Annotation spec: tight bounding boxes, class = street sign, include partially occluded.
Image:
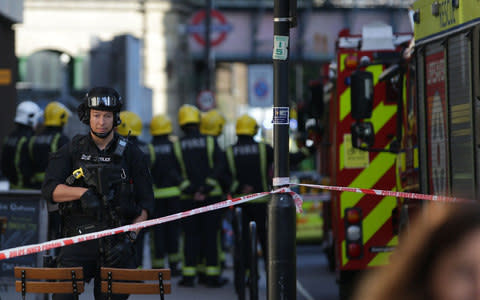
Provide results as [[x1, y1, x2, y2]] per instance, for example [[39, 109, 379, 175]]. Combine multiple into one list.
[[196, 90, 216, 111], [188, 9, 233, 47], [248, 65, 273, 107]]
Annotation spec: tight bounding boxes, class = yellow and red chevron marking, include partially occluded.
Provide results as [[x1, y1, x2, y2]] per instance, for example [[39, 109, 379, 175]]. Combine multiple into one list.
[[333, 50, 400, 271]]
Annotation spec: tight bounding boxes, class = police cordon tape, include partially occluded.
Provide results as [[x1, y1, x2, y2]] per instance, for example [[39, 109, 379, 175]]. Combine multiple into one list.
[[0, 183, 469, 261], [295, 183, 470, 203], [0, 187, 299, 261]]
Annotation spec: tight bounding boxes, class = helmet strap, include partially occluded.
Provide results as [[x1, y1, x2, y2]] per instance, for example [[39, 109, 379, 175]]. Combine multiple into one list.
[[90, 128, 113, 139]]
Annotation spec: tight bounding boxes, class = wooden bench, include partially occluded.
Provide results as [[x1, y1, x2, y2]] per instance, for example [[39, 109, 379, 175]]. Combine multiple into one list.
[[14, 266, 84, 300], [100, 267, 171, 300]]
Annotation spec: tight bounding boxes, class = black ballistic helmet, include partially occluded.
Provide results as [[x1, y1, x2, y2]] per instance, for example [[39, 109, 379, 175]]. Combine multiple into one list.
[[78, 87, 123, 126]]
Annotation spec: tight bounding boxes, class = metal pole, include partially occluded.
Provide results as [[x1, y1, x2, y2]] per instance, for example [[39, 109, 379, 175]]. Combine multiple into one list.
[[205, 0, 212, 91], [268, 0, 296, 298], [234, 207, 245, 300], [249, 221, 258, 300]]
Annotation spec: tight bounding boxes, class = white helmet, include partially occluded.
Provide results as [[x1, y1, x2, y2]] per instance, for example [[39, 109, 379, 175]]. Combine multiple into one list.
[[15, 101, 43, 128]]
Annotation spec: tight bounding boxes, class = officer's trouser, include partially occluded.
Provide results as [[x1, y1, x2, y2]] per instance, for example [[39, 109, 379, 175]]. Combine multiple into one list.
[[241, 202, 268, 270], [181, 196, 222, 279], [152, 196, 181, 267], [52, 237, 137, 300]]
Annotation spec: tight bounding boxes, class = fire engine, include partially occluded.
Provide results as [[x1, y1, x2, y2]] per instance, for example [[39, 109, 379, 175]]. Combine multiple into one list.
[[331, 0, 480, 297], [324, 23, 413, 298], [409, 0, 480, 200]]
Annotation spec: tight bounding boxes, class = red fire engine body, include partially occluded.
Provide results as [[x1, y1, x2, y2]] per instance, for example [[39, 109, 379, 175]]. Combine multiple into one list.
[[325, 23, 413, 296]]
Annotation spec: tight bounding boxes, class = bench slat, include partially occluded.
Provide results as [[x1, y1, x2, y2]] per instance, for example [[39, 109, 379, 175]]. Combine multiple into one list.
[[100, 282, 171, 294], [14, 267, 84, 280], [100, 268, 171, 280], [15, 281, 85, 294]]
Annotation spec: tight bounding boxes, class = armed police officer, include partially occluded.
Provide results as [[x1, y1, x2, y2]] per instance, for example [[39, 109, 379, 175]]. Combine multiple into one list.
[[41, 87, 154, 300]]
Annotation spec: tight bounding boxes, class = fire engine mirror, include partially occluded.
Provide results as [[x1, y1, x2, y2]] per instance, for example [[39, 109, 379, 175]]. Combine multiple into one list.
[[351, 122, 375, 149], [351, 71, 374, 120]]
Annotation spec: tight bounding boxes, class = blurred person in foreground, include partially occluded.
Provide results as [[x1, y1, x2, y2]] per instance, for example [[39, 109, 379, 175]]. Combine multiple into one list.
[[42, 87, 154, 300], [353, 202, 480, 300]]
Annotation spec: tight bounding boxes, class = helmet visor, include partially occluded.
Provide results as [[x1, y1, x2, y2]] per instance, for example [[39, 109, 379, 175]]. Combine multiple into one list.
[[88, 96, 119, 108]]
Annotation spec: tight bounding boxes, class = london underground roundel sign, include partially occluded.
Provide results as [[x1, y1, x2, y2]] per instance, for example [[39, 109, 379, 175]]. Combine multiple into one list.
[[189, 9, 232, 47]]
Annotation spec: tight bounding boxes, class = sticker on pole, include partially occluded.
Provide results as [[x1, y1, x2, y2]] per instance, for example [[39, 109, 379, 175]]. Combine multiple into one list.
[[272, 35, 289, 60], [272, 107, 289, 125]]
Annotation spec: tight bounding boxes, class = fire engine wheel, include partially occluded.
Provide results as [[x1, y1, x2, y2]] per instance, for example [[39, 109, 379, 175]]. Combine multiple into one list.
[[338, 271, 360, 300], [325, 245, 335, 272], [339, 280, 355, 300]]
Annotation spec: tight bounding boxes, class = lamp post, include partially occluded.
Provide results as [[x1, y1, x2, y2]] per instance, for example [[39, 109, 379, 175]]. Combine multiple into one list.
[[268, 0, 297, 298]]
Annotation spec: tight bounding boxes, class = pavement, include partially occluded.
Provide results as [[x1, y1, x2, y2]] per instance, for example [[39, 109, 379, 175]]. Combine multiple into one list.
[[0, 233, 339, 299], [115, 243, 338, 300]]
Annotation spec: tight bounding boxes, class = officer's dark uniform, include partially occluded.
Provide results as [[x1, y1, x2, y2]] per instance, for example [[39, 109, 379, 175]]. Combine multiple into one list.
[[1, 124, 35, 189], [151, 134, 182, 272], [175, 125, 227, 286], [127, 135, 155, 266], [42, 132, 154, 300]]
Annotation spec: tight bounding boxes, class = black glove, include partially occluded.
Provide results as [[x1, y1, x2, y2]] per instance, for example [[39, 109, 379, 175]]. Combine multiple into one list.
[[104, 236, 135, 266], [199, 184, 214, 195], [79, 189, 101, 210], [182, 183, 198, 195]]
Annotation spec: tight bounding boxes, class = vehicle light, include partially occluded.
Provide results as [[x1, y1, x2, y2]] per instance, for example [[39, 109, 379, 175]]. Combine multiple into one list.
[[344, 55, 358, 70], [346, 209, 361, 223], [347, 243, 362, 258], [346, 225, 362, 241]]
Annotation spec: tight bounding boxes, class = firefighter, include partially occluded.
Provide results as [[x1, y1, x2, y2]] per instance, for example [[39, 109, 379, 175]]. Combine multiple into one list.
[[199, 109, 230, 272], [149, 114, 182, 276], [28, 101, 71, 189], [117, 110, 155, 267], [28, 101, 71, 252], [226, 114, 312, 278], [1, 101, 43, 189], [200, 109, 226, 140], [41, 86, 154, 300], [226, 114, 273, 278], [117, 110, 155, 167], [175, 104, 228, 287]]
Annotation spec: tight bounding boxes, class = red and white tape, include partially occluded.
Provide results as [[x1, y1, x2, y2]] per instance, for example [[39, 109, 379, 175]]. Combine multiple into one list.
[[0, 188, 297, 261], [0, 182, 469, 261], [294, 183, 470, 203]]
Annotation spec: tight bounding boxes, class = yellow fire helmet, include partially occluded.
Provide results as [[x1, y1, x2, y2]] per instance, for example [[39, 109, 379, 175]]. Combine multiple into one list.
[[117, 111, 142, 136], [178, 104, 201, 127], [200, 109, 226, 136], [236, 114, 258, 136], [44, 101, 70, 127], [150, 114, 172, 136]]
